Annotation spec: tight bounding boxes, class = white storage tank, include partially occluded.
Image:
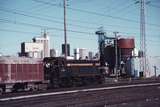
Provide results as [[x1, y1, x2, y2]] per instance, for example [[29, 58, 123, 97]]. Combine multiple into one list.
[[74, 48, 88, 60]]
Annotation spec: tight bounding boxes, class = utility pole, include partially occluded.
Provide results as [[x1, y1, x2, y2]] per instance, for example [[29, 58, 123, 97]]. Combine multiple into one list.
[[113, 32, 119, 80], [64, 0, 67, 59], [140, 0, 147, 77]]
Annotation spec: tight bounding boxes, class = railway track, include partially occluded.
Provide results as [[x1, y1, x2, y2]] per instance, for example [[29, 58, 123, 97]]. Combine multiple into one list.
[[0, 79, 160, 107], [0, 78, 159, 98]]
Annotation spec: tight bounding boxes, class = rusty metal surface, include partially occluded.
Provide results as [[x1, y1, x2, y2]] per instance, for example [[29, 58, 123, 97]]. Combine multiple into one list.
[[121, 48, 133, 57], [118, 38, 135, 49], [0, 56, 42, 64], [0, 56, 44, 84]]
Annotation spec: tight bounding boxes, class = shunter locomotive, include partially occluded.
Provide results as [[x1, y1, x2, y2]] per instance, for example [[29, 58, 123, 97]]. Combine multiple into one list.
[[44, 57, 106, 88]]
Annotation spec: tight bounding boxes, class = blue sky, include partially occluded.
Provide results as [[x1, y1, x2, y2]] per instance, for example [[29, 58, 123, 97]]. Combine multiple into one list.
[[0, 0, 160, 74], [0, 0, 159, 55]]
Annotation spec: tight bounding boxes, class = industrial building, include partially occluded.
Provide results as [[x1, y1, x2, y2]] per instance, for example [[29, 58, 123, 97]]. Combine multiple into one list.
[[20, 42, 43, 58], [32, 32, 50, 58], [19, 31, 50, 58], [103, 38, 135, 77], [95, 29, 136, 77]]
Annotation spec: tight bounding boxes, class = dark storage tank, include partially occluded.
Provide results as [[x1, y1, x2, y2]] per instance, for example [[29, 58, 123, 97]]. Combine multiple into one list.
[[104, 45, 115, 74]]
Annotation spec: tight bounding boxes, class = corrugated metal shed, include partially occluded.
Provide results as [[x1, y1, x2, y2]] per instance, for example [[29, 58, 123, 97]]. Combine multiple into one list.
[[0, 56, 44, 84]]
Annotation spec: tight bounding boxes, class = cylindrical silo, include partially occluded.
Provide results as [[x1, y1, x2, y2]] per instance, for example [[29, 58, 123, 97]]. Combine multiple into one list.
[[118, 38, 135, 61], [118, 38, 135, 77]]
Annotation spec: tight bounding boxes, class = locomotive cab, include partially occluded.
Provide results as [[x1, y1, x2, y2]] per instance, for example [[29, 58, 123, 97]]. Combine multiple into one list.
[[44, 57, 66, 88]]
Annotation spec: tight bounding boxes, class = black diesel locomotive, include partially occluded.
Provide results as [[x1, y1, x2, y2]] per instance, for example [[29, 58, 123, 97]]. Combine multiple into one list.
[[44, 57, 107, 88]]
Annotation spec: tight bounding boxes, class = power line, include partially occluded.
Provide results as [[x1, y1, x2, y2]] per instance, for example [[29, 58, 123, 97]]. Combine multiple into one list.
[[35, 0, 140, 22], [1, 6, 159, 32], [1, 1, 159, 32], [148, 4, 160, 8], [117, 2, 159, 21], [0, 3, 159, 38], [0, 18, 140, 36], [0, 27, 159, 44], [98, 1, 135, 23], [102, 0, 132, 15], [1, 18, 160, 39], [0, 28, 96, 41], [0, 17, 159, 43], [0, 18, 137, 36], [112, 3, 135, 15], [0, 8, 147, 36], [0, 8, 98, 30], [0, 28, 39, 35], [0, 7, 142, 30], [34, 0, 137, 26], [0, 18, 94, 35], [32, 0, 160, 28]]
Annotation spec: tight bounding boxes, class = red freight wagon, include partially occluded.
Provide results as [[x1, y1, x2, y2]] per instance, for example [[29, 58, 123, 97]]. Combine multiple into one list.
[[0, 56, 44, 93]]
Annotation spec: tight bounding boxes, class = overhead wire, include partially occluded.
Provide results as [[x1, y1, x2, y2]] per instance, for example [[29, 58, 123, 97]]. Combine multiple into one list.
[[1, 5, 159, 31], [0, 28, 39, 35], [0, 1, 159, 40], [0, 6, 145, 36], [98, 0, 134, 23], [148, 4, 160, 8], [0, 27, 159, 44], [0, 28, 96, 41], [101, 0, 130, 15], [0, 7, 159, 36], [0, 7, 141, 30], [0, 18, 94, 35], [1, 16, 158, 38], [0, 18, 139, 36], [0, 8, 98, 30], [30, 1, 160, 32], [32, 0, 160, 28]]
